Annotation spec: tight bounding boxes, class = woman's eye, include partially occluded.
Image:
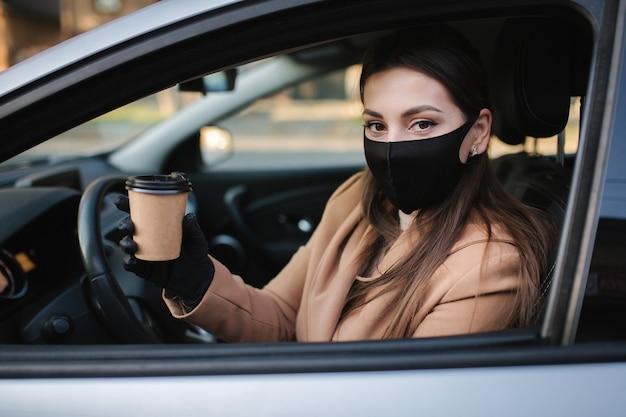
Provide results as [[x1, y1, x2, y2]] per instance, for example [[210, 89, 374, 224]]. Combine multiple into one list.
[[366, 122, 385, 133], [412, 120, 436, 131]]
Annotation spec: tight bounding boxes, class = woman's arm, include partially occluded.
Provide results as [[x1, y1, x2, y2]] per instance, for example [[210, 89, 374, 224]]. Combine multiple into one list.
[[163, 171, 366, 342], [164, 247, 310, 342]]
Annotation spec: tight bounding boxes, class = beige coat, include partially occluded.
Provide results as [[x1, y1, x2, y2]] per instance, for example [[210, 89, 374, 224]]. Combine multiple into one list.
[[164, 172, 523, 342]]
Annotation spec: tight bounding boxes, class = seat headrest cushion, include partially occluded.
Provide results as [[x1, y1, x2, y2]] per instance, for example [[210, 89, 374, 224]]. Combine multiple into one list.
[[492, 18, 572, 144]]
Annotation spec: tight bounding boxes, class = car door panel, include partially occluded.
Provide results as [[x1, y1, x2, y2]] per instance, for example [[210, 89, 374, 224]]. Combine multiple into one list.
[[189, 165, 361, 287]]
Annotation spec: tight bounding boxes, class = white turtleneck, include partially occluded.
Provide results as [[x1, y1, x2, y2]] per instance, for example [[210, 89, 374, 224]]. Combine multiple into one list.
[[398, 210, 416, 231]]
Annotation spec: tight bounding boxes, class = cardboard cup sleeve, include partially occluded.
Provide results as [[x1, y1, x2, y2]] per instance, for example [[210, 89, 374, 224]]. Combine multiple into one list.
[[128, 192, 188, 261], [125, 172, 192, 261]]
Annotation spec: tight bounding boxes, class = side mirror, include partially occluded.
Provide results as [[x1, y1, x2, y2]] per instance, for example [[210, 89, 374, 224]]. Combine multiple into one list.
[[200, 126, 233, 167]]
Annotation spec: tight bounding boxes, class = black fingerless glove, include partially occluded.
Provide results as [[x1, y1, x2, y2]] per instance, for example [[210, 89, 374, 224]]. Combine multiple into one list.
[[115, 195, 214, 310]]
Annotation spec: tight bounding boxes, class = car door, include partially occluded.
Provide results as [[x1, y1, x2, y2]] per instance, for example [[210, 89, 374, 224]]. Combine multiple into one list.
[[574, 21, 626, 343], [0, 0, 625, 416]]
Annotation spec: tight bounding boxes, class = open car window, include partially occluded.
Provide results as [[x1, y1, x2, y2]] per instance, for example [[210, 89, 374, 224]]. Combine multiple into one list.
[[0, 7, 596, 346]]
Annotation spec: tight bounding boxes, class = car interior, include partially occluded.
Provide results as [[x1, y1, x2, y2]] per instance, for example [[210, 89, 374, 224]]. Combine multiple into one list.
[[1, 6, 624, 350]]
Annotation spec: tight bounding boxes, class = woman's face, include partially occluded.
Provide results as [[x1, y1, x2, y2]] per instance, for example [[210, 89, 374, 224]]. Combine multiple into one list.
[[362, 67, 476, 161]]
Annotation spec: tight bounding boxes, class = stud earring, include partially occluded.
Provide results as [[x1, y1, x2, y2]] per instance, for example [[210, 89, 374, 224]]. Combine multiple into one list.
[[471, 147, 478, 157]]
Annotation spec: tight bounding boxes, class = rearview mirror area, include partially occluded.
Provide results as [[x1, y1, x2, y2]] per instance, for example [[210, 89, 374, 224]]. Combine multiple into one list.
[[179, 69, 238, 94]]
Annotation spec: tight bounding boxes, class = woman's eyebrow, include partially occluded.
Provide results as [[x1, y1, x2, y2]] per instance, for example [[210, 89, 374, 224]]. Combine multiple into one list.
[[363, 105, 443, 118], [401, 105, 443, 118], [363, 108, 383, 118]]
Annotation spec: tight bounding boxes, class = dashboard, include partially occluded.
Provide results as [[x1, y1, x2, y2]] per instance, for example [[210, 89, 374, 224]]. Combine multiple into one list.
[[0, 187, 96, 343], [0, 160, 201, 344], [0, 160, 135, 344]]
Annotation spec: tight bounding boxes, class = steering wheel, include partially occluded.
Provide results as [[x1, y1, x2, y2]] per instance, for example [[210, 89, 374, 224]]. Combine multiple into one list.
[[77, 175, 189, 343]]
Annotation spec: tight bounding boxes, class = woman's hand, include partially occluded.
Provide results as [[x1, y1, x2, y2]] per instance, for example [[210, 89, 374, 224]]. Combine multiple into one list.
[[115, 195, 215, 309]]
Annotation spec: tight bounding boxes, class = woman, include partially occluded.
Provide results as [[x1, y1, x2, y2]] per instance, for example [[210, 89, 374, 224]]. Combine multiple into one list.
[[117, 25, 555, 342]]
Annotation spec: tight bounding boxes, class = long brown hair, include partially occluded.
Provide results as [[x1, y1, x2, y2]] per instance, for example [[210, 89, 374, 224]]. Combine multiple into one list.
[[341, 25, 555, 338]]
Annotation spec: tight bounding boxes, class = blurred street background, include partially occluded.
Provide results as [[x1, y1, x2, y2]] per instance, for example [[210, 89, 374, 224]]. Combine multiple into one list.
[[0, 1, 578, 167], [0, 0, 158, 71]]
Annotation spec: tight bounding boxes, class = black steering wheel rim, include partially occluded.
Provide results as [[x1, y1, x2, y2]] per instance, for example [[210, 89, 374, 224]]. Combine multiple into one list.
[[78, 175, 161, 343]]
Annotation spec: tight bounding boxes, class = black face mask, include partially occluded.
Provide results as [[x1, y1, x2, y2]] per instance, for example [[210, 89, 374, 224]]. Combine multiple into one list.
[[364, 114, 478, 214]]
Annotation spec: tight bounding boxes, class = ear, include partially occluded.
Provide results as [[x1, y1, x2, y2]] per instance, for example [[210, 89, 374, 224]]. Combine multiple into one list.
[[460, 108, 492, 163]]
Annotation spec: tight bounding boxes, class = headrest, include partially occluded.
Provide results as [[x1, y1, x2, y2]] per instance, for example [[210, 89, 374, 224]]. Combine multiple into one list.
[[491, 18, 573, 145]]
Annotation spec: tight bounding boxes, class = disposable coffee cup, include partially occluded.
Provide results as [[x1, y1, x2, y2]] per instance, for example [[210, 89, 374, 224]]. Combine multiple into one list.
[[125, 172, 192, 261]]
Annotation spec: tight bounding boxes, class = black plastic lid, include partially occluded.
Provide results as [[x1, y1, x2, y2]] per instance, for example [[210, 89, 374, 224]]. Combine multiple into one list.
[[125, 172, 192, 194]]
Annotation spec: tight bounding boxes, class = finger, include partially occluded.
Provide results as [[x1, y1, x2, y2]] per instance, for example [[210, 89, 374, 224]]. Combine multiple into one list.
[[182, 213, 204, 241], [114, 194, 130, 213], [181, 213, 209, 263], [119, 235, 138, 254], [123, 253, 138, 271], [117, 217, 135, 235]]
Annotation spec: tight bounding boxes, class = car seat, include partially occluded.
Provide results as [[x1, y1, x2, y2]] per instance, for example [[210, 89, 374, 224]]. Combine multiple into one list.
[[490, 17, 585, 321]]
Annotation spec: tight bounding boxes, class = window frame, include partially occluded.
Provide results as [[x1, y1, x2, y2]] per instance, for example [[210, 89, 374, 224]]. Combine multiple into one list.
[[0, 0, 622, 382]]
